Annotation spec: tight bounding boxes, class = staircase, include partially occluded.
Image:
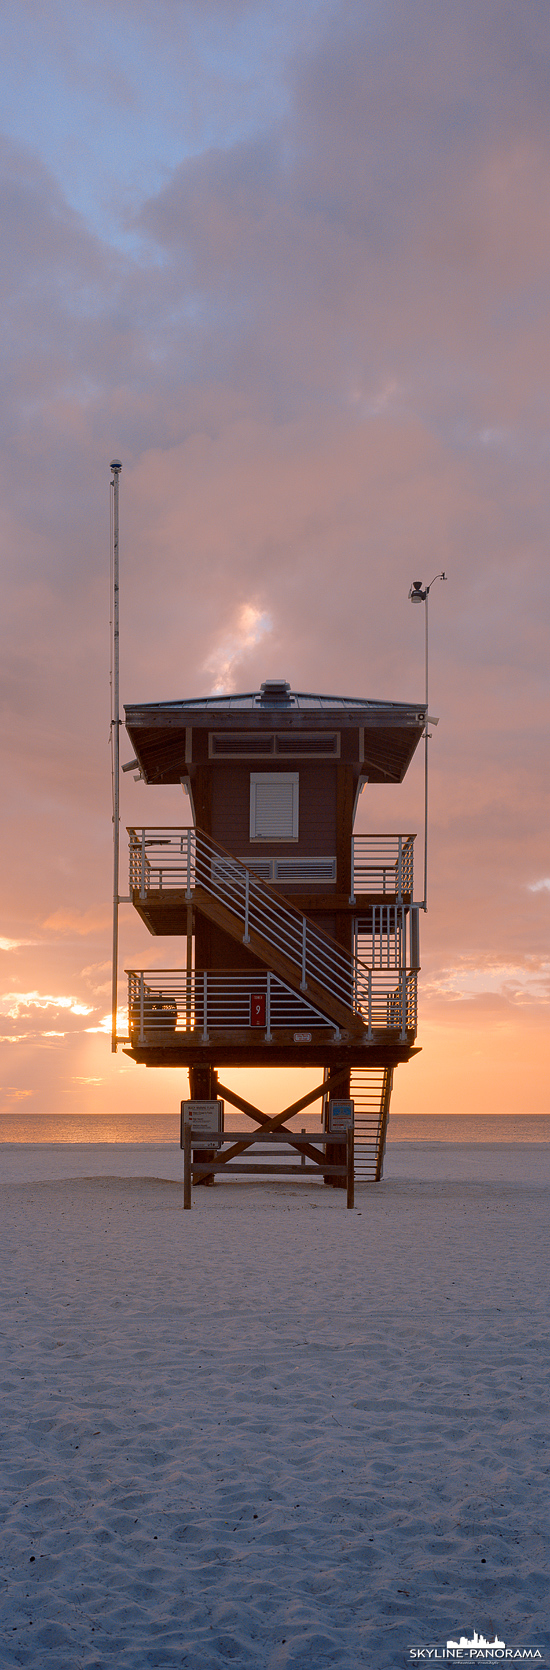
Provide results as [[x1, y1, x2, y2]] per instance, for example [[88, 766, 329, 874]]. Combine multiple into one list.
[[350, 1066, 394, 1180], [131, 826, 370, 1038]]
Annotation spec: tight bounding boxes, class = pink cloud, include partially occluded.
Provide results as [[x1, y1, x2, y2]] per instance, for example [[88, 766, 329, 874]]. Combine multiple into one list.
[[0, 4, 549, 1120]]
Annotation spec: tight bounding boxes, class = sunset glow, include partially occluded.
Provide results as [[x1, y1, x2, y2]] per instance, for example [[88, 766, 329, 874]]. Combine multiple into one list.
[[1, 1, 548, 1129]]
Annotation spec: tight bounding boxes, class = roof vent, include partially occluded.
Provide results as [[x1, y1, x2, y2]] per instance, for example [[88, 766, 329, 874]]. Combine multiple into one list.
[[259, 680, 292, 705]]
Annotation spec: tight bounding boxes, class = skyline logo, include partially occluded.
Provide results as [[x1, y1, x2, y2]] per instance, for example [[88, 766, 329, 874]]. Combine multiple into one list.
[[408, 1628, 544, 1661]]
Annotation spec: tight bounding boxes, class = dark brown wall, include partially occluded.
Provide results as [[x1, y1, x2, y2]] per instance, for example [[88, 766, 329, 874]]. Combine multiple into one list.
[[195, 912, 340, 973], [211, 762, 338, 856]]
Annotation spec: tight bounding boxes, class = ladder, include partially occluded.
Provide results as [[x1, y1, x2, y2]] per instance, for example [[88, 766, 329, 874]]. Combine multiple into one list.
[[350, 1066, 393, 1181]]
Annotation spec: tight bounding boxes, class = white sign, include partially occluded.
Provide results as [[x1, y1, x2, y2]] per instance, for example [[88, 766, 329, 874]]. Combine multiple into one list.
[[329, 1099, 354, 1132], [181, 1099, 224, 1141]]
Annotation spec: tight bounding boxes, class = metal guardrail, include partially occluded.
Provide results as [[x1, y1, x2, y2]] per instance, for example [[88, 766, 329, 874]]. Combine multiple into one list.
[[128, 827, 416, 1024], [353, 904, 419, 972], [126, 966, 417, 1045], [350, 834, 414, 902], [128, 829, 414, 901], [128, 826, 371, 1021]]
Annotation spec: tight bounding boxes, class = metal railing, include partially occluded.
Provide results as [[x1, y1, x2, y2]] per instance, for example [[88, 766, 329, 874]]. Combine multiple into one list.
[[128, 826, 370, 1022], [350, 834, 415, 901], [128, 828, 414, 901], [126, 966, 417, 1045], [127, 967, 336, 1042]]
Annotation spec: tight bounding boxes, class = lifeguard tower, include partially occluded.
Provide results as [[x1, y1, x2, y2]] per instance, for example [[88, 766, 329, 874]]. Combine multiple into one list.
[[120, 678, 424, 1181]]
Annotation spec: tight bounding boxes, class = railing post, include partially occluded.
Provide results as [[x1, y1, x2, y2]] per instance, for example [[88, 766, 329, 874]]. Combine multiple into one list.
[[349, 835, 356, 904], [202, 970, 209, 1042], [243, 868, 250, 944], [399, 969, 407, 1042], [367, 969, 373, 1041], [185, 830, 192, 901], [266, 972, 272, 1041], [140, 829, 146, 900], [139, 972, 145, 1044], [397, 835, 403, 906], [300, 919, 307, 991]]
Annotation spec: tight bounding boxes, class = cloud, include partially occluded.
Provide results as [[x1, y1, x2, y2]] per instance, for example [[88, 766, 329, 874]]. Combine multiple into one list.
[[0, 937, 36, 950], [0, 3, 549, 1125], [43, 908, 111, 937], [85, 1009, 128, 1036], [528, 879, 550, 894], [1, 992, 94, 1019], [0, 1087, 32, 1112], [425, 958, 550, 1004], [202, 601, 272, 691]]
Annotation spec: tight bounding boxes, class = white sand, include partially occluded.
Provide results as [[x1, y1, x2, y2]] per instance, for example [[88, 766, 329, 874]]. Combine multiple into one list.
[[1, 1148, 549, 1669]]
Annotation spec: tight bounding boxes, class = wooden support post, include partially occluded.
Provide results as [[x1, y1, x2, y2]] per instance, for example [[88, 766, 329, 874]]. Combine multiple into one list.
[[216, 1069, 349, 1169], [335, 763, 354, 953], [346, 1125, 354, 1210], [325, 1066, 350, 1188], [189, 1064, 218, 1186], [183, 1117, 191, 1209], [186, 902, 193, 1028]]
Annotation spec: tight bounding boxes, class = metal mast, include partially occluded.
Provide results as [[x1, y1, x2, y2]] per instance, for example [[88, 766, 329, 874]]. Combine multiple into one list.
[[409, 572, 446, 910], [110, 459, 122, 1051]]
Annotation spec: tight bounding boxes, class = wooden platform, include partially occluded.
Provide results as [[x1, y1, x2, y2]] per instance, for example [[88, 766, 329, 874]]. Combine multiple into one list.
[[124, 1039, 419, 1068], [131, 888, 412, 937]]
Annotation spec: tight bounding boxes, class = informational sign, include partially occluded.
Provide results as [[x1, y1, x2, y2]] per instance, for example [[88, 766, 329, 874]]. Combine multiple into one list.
[[293, 1031, 312, 1043], [250, 994, 266, 1026], [180, 1099, 224, 1146], [328, 1099, 354, 1132]]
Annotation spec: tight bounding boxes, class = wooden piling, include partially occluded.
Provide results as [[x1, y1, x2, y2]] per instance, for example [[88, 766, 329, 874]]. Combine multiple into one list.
[[183, 1118, 192, 1209], [346, 1125, 354, 1210]]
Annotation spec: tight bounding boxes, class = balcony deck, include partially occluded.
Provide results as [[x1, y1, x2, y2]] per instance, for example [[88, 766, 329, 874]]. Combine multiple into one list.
[[127, 829, 415, 936], [123, 966, 418, 1068]]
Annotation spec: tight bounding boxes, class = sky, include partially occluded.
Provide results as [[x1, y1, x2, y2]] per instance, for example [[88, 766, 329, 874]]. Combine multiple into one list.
[[1, 0, 549, 1131]]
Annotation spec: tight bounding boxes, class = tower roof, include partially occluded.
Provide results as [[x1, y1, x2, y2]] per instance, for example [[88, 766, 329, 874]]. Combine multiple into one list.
[[124, 683, 426, 784]]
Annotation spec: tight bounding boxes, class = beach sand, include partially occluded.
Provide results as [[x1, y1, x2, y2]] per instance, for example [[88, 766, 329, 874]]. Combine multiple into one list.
[[1, 1149, 549, 1668]]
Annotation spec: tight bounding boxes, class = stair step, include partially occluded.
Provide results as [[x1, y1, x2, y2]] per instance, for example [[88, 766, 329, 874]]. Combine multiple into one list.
[[350, 1066, 393, 1182], [192, 844, 366, 1036]]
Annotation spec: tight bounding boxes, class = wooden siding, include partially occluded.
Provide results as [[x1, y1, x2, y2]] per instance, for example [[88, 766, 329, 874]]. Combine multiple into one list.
[[211, 762, 337, 858]]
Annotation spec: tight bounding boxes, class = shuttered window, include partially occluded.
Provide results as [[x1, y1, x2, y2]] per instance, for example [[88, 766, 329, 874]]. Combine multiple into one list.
[[250, 773, 299, 841]]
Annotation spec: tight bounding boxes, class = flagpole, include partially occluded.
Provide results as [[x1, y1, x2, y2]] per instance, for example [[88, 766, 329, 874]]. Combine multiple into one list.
[[110, 459, 122, 1051]]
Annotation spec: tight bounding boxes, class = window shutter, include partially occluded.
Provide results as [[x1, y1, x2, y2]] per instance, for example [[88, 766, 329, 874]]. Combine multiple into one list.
[[250, 774, 299, 840]]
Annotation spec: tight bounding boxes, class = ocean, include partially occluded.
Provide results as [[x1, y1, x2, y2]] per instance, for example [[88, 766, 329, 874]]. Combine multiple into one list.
[[0, 1111, 549, 1144]]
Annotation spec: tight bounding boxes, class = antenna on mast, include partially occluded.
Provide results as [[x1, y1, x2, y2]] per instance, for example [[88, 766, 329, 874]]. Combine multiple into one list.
[[110, 459, 122, 1052]]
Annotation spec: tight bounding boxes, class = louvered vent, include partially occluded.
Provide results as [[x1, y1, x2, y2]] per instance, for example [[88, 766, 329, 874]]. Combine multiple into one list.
[[275, 733, 339, 756], [274, 858, 336, 883], [239, 857, 336, 884], [210, 733, 275, 756], [209, 731, 340, 758], [237, 858, 273, 881]]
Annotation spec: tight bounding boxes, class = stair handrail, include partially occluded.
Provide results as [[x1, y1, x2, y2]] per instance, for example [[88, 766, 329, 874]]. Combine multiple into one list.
[[129, 824, 373, 1024]]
